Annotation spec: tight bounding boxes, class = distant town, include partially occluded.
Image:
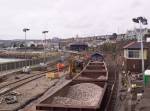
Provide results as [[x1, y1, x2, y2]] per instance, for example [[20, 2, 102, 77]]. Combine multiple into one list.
[[0, 28, 149, 51]]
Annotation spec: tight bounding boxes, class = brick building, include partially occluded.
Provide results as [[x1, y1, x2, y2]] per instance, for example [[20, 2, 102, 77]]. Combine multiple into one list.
[[123, 41, 150, 73]]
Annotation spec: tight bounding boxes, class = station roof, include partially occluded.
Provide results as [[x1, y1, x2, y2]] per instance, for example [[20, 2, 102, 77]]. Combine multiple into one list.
[[123, 41, 150, 49]]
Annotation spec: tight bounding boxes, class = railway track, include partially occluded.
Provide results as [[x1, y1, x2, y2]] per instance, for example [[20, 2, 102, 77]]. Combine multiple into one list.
[[103, 64, 119, 111], [0, 64, 69, 111], [0, 62, 68, 97], [0, 69, 56, 96]]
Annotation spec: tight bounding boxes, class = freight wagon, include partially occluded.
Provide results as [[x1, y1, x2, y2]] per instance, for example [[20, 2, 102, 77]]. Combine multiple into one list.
[[36, 52, 110, 111], [36, 80, 107, 111], [75, 61, 108, 81]]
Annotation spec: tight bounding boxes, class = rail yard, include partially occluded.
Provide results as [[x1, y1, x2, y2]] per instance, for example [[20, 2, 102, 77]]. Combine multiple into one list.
[[0, 40, 146, 111], [0, 50, 120, 111], [0, 0, 150, 110]]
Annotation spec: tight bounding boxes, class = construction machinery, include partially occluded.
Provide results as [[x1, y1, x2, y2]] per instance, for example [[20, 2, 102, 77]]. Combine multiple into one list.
[[39, 62, 47, 71], [22, 66, 31, 74]]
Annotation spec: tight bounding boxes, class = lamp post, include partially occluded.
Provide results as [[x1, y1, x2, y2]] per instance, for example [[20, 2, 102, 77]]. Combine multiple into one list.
[[23, 28, 30, 67], [42, 31, 48, 63], [132, 17, 148, 73]]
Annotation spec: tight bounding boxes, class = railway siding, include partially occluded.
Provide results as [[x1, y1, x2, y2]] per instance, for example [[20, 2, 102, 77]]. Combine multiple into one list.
[[0, 55, 69, 111], [0, 77, 56, 110]]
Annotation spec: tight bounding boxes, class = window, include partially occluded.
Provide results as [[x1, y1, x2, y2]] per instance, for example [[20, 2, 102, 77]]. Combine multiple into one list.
[[128, 50, 140, 58]]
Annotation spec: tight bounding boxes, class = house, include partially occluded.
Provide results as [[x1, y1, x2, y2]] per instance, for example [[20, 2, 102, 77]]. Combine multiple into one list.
[[123, 41, 150, 73], [116, 34, 126, 41], [125, 28, 150, 41]]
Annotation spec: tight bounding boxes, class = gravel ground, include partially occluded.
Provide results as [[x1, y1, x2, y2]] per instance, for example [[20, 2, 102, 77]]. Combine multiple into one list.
[[0, 76, 57, 111], [19, 77, 71, 111], [0, 71, 42, 86]]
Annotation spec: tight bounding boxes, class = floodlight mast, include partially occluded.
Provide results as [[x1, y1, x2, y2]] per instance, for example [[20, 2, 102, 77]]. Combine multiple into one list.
[[42, 31, 48, 64], [132, 17, 148, 73], [23, 28, 30, 67]]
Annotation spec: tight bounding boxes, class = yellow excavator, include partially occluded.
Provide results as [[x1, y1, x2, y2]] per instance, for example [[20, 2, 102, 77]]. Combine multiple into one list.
[[68, 56, 76, 79]]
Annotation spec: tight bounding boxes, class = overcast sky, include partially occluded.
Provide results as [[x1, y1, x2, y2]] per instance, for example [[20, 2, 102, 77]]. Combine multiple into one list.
[[0, 0, 149, 40]]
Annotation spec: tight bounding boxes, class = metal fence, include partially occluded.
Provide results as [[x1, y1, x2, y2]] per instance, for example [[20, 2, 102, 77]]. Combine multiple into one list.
[[0, 55, 60, 72]]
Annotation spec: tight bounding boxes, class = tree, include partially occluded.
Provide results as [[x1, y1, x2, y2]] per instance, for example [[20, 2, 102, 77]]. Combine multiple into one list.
[[13, 43, 17, 47], [101, 42, 117, 53], [112, 33, 117, 39], [30, 44, 35, 48], [20, 43, 25, 48]]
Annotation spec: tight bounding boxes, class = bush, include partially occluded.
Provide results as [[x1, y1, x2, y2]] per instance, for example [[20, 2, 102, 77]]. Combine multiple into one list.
[[101, 43, 117, 53]]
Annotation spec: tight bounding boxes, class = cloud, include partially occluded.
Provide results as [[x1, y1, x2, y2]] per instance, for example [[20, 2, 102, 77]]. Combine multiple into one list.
[[0, 0, 149, 39], [131, 0, 142, 8]]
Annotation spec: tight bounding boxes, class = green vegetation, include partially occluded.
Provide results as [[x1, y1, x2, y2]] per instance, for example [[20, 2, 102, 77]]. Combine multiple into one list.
[[101, 43, 117, 53]]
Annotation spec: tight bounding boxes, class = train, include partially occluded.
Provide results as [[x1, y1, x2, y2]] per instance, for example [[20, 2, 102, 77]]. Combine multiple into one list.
[[36, 52, 112, 111]]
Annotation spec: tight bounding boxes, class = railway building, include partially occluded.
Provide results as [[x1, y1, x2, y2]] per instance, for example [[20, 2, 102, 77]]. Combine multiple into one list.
[[123, 41, 150, 73], [69, 42, 88, 52], [90, 52, 104, 61]]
